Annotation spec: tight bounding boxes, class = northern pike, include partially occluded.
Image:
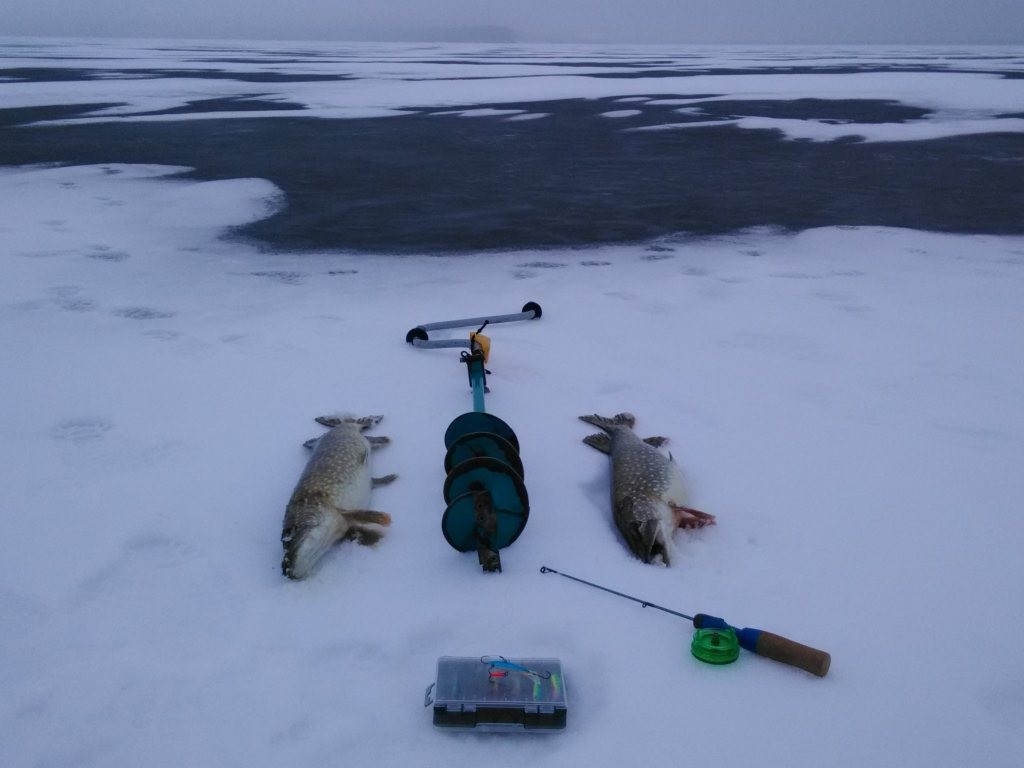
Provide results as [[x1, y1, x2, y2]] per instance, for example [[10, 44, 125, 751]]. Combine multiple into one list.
[[580, 412, 714, 565], [281, 415, 397, 579]]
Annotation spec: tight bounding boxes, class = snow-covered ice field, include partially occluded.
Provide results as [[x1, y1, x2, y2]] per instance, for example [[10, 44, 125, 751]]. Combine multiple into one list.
[[3, 39, 1024, 144], [2, 40, 1024, 767]]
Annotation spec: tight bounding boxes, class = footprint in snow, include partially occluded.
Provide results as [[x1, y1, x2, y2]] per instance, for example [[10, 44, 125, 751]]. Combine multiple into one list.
[[52, 418, 183, 471], [51, 418, 113, 444], [142, 329, 181, 341], [251, 270, 307, 284], [71, 535, 244, 656], [642, 250, 675, 261], [113, 307, 175, 320], [681, 266, 711, 277], [87, 246, 130, 262], [59, 296, 96, 311], [47, 286, 97, 312]]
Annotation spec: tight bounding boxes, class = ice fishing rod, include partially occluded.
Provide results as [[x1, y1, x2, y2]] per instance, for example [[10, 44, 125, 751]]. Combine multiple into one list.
[[540, 566, 831, 677]]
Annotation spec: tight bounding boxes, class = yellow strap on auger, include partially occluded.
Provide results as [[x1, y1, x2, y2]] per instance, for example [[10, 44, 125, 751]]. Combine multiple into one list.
[[469, 331, 491, 363]]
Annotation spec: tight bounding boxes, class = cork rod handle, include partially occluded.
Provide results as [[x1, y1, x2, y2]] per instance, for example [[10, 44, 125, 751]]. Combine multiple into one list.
[[752, 631, 831, 677]]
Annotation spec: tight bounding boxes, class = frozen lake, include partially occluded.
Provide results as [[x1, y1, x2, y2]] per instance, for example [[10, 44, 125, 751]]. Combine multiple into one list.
[[2, 39, 1023, 251], [2, 39, 1023, 768]]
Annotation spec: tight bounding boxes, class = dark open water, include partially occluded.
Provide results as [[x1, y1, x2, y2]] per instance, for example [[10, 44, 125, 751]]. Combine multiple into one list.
[[2, 48, 1023, 253]]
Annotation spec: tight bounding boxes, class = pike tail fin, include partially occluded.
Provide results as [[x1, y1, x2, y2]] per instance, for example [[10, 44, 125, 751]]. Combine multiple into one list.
[[579, 412, 635, 433], [315, 414, 384, 430]]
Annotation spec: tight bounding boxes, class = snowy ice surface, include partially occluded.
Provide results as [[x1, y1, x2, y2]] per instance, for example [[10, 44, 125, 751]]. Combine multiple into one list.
[[2, 156, 1023, 767], [3, 39, 1024, 144], [630, 114, 1024, 142], [600, 110, 643, 118]]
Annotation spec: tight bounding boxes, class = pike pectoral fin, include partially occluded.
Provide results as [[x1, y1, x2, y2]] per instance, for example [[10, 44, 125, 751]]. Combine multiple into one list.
[[372, 473, 398, 487], [343, 526, 386, 546], [643, 436, 669, 447], [583, 433, 611, 454], [367, 436, 390, 449], [340, 509, 392, 527], [302, 437, 320, 450], [669, 503, 716, 529]]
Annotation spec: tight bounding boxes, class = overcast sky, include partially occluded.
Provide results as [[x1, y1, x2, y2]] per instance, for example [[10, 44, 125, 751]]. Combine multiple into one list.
[[4, 0, 1023, 44]]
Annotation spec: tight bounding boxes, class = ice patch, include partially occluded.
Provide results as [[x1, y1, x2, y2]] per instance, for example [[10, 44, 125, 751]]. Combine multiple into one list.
[[437, 107, 526, 118], [505, 112, 549, 121], [630, 119, 739, 131], [734, 115, 1024, 142], [6, 42, 1024, 144]]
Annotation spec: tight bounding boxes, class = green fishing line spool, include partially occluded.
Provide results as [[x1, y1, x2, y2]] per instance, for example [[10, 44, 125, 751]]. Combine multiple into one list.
[[691, 627, 740, 665]]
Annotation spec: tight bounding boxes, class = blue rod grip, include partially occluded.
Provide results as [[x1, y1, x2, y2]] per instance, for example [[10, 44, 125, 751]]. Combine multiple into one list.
[[735, 627, 764, 653]]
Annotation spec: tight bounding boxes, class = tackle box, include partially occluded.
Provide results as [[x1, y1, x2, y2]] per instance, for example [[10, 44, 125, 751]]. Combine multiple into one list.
[[426, 656, 567, 731]]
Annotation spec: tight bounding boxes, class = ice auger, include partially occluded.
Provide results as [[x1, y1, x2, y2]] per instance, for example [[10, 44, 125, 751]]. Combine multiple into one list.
[[406, 302, 542, 572]]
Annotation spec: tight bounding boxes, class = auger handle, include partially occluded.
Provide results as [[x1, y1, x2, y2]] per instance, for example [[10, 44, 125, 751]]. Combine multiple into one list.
[[406, 302, 542, 344], [694, 614, 831, 677]]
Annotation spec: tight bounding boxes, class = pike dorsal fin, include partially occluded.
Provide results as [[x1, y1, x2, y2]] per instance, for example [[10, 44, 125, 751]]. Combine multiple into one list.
[[372, 473, 398, 487]]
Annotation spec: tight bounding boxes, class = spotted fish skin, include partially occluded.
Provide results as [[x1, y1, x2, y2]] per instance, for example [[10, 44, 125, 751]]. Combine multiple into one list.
[[580, 412, 714, 566], [281, 415, 396, 580]]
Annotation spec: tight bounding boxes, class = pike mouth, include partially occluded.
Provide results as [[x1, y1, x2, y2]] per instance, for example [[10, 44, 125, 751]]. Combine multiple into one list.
[[645, 536, 669, 565], [626, 517, 672, 566], [281, 516, 339, 580]]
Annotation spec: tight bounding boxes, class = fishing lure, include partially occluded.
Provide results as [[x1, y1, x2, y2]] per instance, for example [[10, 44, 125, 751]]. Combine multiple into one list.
[[481, 655, 552, 681]]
